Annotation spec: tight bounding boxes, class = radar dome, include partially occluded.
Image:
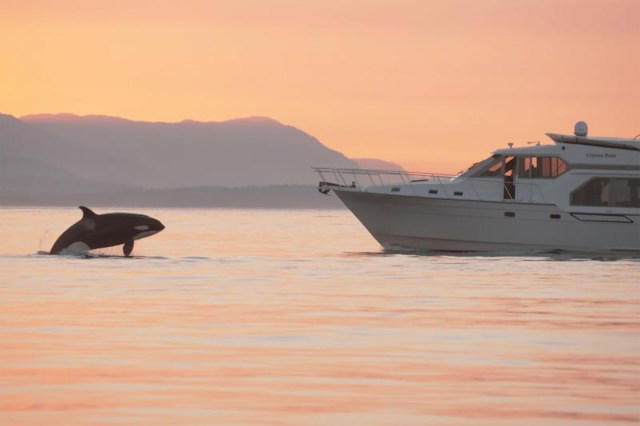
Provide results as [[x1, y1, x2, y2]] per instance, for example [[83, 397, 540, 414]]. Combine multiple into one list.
[[574, 121, 588, 137]]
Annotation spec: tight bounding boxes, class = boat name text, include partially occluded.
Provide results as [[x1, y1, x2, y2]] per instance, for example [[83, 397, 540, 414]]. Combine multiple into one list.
[[586, 153, 616, 158]]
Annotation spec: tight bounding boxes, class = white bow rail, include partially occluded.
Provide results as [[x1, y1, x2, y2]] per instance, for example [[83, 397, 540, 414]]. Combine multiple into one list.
[[313, 167, 455, 193]]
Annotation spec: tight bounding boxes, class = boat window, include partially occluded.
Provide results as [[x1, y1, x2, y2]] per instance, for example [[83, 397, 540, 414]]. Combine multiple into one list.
[[504, 156, 516, 176], [457, 155, 496, 177], [518, 156, 568, 178], [503, 156, 516, 199], [570, 178, 640, 207], [474, 155, 503, 177]]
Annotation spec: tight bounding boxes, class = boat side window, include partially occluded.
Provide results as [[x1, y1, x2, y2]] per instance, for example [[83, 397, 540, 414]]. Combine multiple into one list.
[[519, 157, 532, 177], [475, 155, 503, 177], [504, 156, 516, 176], [570, 178, 640, 207], [518, 156, 568, 178]]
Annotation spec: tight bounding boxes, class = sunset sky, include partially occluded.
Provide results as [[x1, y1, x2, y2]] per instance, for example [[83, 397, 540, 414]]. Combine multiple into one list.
[[2, 0, 639, 172]]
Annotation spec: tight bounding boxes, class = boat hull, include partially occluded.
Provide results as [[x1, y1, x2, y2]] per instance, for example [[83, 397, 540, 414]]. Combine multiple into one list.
[[334, 190, 640, 253]]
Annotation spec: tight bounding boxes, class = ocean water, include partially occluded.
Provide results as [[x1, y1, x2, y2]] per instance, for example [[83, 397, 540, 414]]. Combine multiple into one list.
[[0, 207, 638, 425]]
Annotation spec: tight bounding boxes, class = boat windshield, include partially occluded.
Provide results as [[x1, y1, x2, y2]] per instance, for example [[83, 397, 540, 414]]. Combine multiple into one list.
[[458, 155, 499, 177]]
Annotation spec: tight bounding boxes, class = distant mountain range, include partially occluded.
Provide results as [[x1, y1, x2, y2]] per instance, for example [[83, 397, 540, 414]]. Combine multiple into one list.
[[0, 113, 402, 207]]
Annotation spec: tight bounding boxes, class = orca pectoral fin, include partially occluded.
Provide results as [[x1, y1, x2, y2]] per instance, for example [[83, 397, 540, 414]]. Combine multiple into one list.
[[123, 240, 134, 257]]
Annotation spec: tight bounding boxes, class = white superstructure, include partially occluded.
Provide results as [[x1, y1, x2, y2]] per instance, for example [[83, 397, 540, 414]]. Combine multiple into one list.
[[315, 122, 640, 253]]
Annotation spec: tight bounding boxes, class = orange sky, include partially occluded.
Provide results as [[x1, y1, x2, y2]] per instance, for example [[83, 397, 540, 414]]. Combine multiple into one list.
[[1, 0, 639, 172]]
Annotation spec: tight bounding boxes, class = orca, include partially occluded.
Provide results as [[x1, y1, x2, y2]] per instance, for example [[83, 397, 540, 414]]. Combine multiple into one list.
[[50, 206, 165, 256]]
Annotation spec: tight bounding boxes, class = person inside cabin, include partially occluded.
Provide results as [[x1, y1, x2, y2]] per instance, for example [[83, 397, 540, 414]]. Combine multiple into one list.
[[529, 157, 539, 178]]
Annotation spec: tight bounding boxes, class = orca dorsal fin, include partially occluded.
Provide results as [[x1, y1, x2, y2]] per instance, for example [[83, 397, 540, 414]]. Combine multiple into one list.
[[79, 206, 97, 219]]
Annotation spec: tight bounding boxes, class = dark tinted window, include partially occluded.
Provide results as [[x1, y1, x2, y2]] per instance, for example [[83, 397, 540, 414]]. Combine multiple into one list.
[[570, 178, 640, 207]]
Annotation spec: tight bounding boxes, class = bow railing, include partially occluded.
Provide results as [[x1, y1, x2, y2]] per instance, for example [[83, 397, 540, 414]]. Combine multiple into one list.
[[314, 167, 455, 193]]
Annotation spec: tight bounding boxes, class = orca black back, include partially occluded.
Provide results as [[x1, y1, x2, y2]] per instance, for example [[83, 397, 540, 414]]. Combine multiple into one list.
[[50, 206, 165, 256]]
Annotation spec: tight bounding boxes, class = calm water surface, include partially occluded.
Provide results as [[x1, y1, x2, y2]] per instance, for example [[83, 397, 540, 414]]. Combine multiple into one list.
[[0, 207, 638, 425]]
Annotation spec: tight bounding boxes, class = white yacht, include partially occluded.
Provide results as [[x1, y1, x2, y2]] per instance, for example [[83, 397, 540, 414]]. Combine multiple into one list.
[[315, 122, 640, 253]]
